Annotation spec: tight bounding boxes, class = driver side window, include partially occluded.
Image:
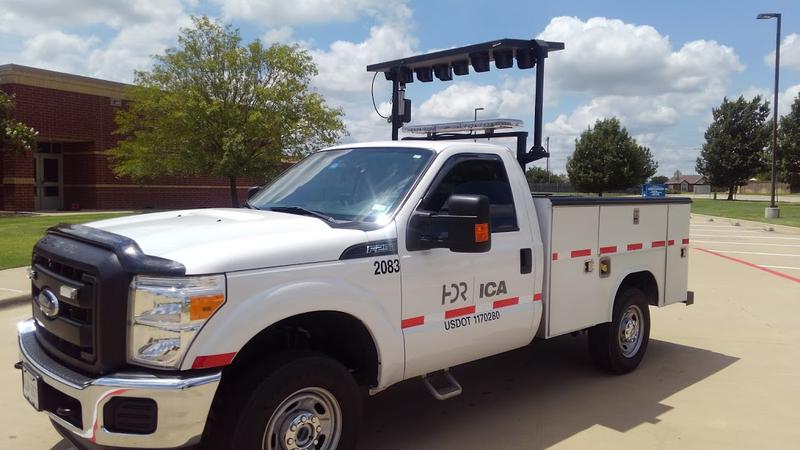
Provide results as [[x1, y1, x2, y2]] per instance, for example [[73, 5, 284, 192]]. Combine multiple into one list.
[[421, 155, 518, 233]]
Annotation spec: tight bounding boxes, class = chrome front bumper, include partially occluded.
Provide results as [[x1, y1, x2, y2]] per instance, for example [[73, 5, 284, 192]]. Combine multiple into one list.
[[17, 320, 220, 448]]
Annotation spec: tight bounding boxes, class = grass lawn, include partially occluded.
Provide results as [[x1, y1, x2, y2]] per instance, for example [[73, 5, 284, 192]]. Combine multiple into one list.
[[691, 199, 800, 228], [0, 213, 134, 269]]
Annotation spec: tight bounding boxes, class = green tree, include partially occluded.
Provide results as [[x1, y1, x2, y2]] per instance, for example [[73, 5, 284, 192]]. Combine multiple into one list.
[[566, 118, 657, 195], [696, 96, 770, 200], [650, 175, 669, 185], [525, 166, 568, 184], [779, 93, 800, 191], [109, 16, 346, 206], [1, 91, 38, 153]]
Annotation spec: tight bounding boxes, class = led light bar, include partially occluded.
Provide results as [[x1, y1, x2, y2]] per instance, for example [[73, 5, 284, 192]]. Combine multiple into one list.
[[404, 118, 524, 135]]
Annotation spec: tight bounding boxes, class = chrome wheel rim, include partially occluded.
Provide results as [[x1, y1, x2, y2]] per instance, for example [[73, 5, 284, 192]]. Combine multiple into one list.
[[618, 304, 643, 358], [262, 387, 342, 450]]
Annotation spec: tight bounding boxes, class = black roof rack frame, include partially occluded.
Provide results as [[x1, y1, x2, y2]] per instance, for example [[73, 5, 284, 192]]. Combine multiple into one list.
[[366, 38, 564, 168]]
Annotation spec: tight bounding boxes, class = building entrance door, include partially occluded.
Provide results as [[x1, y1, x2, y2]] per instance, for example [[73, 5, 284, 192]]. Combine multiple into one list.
[[34, 153, 63, 210]]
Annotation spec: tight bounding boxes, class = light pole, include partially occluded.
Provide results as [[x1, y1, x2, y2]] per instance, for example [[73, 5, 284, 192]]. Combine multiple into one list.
[[473, 107, 484, 142], [758, 12, 781, 219], [545, 136, 550, 183]]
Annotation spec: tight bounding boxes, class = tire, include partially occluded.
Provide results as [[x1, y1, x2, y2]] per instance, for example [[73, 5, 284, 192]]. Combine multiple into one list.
[[203, 352, 362, 450], [588, 286, 651, 374]]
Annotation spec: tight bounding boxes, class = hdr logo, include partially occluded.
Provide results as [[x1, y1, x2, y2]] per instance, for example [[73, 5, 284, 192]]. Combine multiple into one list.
[[441, 282, 468, 305]]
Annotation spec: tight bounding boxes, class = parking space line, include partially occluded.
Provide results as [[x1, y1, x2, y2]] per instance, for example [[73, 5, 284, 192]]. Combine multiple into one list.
[[691, 240, 800, 248], [697, 249, 800, 257], [760, 265, 800, 271], [695, 248, 800, 283], [690, 234, 800, 241], [690, 228, 766, 233]]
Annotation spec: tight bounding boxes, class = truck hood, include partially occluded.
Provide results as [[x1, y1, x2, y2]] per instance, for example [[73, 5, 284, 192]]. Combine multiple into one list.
[[87, 209, 368, 273]]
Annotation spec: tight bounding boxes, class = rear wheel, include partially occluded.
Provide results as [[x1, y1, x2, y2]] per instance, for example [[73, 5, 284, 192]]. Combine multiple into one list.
[[203, 352, 362, 450], [588, 287, 650, 374]]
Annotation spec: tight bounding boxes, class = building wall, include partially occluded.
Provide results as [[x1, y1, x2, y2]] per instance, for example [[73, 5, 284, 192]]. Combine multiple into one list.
[[1, 81, 266, 211], [738, 181, 791, 195]]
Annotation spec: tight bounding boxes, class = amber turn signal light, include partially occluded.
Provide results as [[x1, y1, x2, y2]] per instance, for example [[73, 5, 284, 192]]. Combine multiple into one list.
[[189, 294, 225, 321], [474, 223, 489, 243]]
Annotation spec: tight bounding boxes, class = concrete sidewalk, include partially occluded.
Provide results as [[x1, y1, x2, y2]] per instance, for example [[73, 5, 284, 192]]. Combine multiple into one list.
[[0, 267, 29, 308]]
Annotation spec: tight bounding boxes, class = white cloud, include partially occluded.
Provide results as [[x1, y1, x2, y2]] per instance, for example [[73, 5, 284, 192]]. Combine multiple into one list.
[[262, 26, 295, 44], [21, 31, 100, 71], [4, 1, 190, 82], [741, 83, 800, 118], [216, 0, 389, 26], [414, 77, 536, 124], [302, 4, 416, 143], [0, 0, 184, 35], [535, 16, 745, 175], [309, 8, 415, 95], [765, 33, 800, 71], [539, 16, 743, 96]]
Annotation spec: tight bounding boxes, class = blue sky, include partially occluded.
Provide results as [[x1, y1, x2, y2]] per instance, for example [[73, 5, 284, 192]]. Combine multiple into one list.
[[1, 0, 799, 176]]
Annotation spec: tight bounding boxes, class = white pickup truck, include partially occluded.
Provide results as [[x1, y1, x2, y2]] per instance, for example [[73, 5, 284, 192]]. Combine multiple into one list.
[[17, 139, 692, 450], [16, 38, 693, 450]]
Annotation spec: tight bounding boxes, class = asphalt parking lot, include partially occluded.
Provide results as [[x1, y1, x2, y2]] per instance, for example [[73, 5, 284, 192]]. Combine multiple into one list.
[[1, 214, 798, 449]]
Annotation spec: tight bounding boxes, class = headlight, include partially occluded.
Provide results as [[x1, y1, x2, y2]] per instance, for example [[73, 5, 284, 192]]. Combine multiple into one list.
[[128, 274, 225, 369]]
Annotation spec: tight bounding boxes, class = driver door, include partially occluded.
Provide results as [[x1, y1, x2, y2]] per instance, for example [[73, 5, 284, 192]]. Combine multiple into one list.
[[399, 153, 537, 378]]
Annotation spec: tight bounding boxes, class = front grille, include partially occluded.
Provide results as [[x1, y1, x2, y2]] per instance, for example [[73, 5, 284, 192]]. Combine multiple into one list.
[[31, 252, 97, 366], [29, 224, 183, 375]]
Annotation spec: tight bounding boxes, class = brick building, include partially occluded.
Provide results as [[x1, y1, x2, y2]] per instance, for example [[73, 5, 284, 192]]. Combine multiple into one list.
[[1, 64, 263, 211]]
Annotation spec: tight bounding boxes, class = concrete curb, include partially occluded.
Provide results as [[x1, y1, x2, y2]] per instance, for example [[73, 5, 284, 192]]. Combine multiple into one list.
[[691, 213, 800, 235]]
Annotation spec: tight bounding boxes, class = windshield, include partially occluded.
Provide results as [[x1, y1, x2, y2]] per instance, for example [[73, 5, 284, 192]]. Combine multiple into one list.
[[249, 147, 434, 223]]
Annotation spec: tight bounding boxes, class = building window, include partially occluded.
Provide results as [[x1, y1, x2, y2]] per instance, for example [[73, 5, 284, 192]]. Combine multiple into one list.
[[36, 142, 63, 154]]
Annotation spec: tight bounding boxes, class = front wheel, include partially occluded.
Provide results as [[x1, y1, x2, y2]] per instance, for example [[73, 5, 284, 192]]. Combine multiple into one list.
[[204, 353, 362, 450], [588, 287, 651, 374]]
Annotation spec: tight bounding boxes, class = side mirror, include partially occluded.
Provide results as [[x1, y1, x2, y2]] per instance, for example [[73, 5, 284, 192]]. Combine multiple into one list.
[[247, 186, 261, 199], [407, 194, 491, 253]]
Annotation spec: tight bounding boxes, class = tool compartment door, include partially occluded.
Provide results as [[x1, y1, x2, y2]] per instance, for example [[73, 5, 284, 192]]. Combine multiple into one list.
[[597, 203, 668, 316], [664, 203, 690, 305], [547, 205, 600, 336]]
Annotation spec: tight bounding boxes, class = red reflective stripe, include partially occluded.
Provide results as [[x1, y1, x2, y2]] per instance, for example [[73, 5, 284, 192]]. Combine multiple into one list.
[[493, 297, 519, 309], [652, 240, 666, 248], [627, 243, 643, 251], [599, 246, 617, 255], [90, 388, 130, 443], [552, 252, 559, 261], [668, 239, 675, 246], [192, 352, 236, 369], [401, 316, 425, 329], [445, 305, 476, 319], [682, 238, 690, 245], [533, 292, 542, 301], [571, 249, 591, 258]]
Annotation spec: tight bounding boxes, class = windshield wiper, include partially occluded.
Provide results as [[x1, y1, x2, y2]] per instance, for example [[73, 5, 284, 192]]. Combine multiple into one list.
[[268, 206, 337, 223], [242, 201, 258, 209]]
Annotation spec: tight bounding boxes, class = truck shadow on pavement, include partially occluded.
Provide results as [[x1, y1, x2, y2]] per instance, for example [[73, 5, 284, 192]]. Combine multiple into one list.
[[358, 335, 738, 450]]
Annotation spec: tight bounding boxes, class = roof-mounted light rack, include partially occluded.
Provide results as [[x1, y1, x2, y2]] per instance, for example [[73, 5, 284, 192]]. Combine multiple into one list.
[[405, 118, 523, 135], [367, 38, 564, 168]]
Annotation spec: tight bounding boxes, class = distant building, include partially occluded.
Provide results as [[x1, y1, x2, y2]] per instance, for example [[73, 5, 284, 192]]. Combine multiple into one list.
[[665, 174, 710, 194], [1, 64, 266, 211]]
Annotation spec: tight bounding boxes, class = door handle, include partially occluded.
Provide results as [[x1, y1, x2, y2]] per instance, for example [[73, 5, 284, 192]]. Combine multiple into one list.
[[520, 248, 532, 274]]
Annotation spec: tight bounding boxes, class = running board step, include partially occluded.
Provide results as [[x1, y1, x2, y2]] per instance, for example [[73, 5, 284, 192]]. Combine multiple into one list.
[[422, 369, 462, 400]]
